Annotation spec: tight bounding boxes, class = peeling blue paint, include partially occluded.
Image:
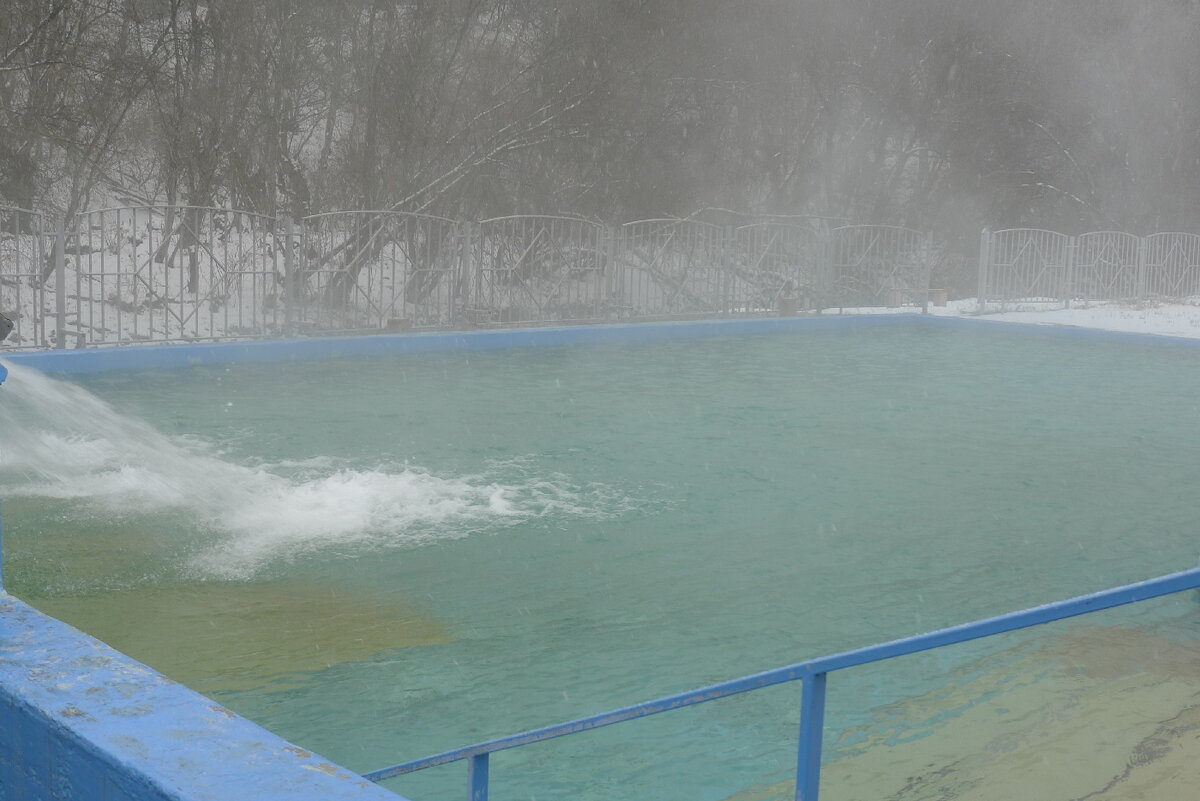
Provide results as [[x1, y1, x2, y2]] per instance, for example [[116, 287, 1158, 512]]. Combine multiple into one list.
[[0, 593, 410, 801]]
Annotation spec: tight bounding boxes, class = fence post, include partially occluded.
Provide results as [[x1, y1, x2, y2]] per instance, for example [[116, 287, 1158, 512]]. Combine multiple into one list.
[[605, 224, 618, 319], [31, 213, 45, 346], [459, 221, 475, 324], [1136, 235, 1148, 302], [720, 225, 733, 316], [54, 225, 67, 349], [795, 671, 827, 801], [1063, 235, 1076, 310], [283, 217, 297, 335], [921, 232, 933, 314], [467, 753, 489, 801], [976, 229, 990, 313], [817, 226, 833, 315]]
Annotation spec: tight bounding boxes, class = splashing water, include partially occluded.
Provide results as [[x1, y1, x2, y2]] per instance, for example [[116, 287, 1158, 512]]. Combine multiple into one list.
[[0, 361, 609, 578]]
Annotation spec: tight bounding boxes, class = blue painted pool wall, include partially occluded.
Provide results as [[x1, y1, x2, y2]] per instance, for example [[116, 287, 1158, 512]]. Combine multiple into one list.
[[8, 313, 1200, 376], [0, 593, 410, 801], [2, 314, 910, 374]]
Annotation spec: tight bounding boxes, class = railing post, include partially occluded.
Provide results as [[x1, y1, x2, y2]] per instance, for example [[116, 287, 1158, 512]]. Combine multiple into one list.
[[31, 212, 44, 345], [283, 216, 297, 335], [54, 225, 67, 349], [795, 671, 827, 801], [722, 225, 735, 316], [616, 224, 631, 316], [468, 753, 489, 801], [605, 224, 618, 319], [820, 226, 837, 315], [1064, 234, 1076, 310], [459, 221, 476, 323], [976, 228, 990, 313], [1136, 235, 1148, 303], [921, 231, 933, 314]]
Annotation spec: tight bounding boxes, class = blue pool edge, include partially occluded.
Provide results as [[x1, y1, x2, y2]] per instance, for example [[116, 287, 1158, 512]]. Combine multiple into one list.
[[0, 314, 907, 373], [0, 592, 410, 801], [8, 313, 1200, 377]]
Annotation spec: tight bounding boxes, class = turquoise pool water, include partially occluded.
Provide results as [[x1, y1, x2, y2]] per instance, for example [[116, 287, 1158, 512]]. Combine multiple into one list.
[[3, 326, 1200, 800]]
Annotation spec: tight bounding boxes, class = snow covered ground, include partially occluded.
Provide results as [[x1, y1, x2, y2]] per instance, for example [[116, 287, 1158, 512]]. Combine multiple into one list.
[[836, 298, 1200, 340], [943, 299, 1200, 338]]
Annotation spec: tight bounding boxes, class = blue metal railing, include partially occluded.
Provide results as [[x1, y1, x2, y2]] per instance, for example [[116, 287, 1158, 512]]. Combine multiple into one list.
[[364, 566, 1200, 801]]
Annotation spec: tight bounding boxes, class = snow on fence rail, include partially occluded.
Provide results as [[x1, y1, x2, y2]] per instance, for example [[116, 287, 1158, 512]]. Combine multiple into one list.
[[1, 206, 943, 349], [978, 228, 1200, 309]]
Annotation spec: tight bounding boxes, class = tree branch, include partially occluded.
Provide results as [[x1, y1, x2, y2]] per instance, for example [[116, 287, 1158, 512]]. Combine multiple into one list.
[[0, 0, 72, 68]]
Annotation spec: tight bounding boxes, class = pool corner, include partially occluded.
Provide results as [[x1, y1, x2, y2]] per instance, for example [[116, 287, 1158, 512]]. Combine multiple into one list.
[[0, 592, 410, 801]]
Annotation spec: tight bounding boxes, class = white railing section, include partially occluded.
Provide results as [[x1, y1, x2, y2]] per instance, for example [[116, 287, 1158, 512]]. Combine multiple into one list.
[[978, 228, 1200, 309], [0, 207, 944, 349]]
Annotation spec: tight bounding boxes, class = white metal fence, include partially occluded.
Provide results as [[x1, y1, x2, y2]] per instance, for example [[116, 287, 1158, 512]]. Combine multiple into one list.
[[978, 228, 1200, 308], [0, 207, 49, 348], [297, 211, 465, 332], [62, 206, 285, 345], [0, 205, 946, 349], [829, 225, 933, 312], [469, 216, 610, 325]]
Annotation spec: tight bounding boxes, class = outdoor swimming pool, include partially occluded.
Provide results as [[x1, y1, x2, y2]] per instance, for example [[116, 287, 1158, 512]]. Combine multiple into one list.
[[3, 323, 1200, 801]]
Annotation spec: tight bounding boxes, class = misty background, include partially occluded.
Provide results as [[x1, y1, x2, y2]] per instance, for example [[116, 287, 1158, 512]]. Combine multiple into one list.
[[3, 0, 1200, 256]]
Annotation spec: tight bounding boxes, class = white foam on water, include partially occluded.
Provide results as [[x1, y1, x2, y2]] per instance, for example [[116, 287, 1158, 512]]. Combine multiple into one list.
[[0, 361, 617, 579]]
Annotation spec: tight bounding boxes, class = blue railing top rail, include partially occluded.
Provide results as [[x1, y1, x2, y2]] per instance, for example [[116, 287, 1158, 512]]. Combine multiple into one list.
[[365, 565, 1200, 792]]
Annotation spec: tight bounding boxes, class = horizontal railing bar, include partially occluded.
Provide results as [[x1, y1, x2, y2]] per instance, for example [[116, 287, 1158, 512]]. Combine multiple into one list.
[[363, 665, 813, 781], [364, 566, 1200, 783], [302, 210, 460, 224], [804, 565, 1200, 674]]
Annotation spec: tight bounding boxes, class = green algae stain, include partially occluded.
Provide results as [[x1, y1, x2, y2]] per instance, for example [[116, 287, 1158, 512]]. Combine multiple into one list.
[[29, 581, 452, 694]]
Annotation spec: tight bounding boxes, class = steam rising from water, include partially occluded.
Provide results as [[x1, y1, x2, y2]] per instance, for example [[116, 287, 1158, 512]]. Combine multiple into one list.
[[0, 361, 616, 579]]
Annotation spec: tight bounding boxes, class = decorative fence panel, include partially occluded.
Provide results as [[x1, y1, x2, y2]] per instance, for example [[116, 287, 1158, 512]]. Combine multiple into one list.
[[979, 228, 1073, 306], [979, 229, 1200, 309], [1141, 233, 1200, 300], [298, 212, 463, 332], [1072, 231, 1141, 301], [0, 207, 49, 349], [828, 225, 932, 310], [63, 207, 282, 346], [615, 220, 728, 317], [732, 222, 825, 313], [465, 216, 608, 325]]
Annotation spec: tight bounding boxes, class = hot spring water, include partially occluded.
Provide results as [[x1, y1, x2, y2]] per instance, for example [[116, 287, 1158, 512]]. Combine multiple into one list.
[[3, 328, 1200, 801]]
